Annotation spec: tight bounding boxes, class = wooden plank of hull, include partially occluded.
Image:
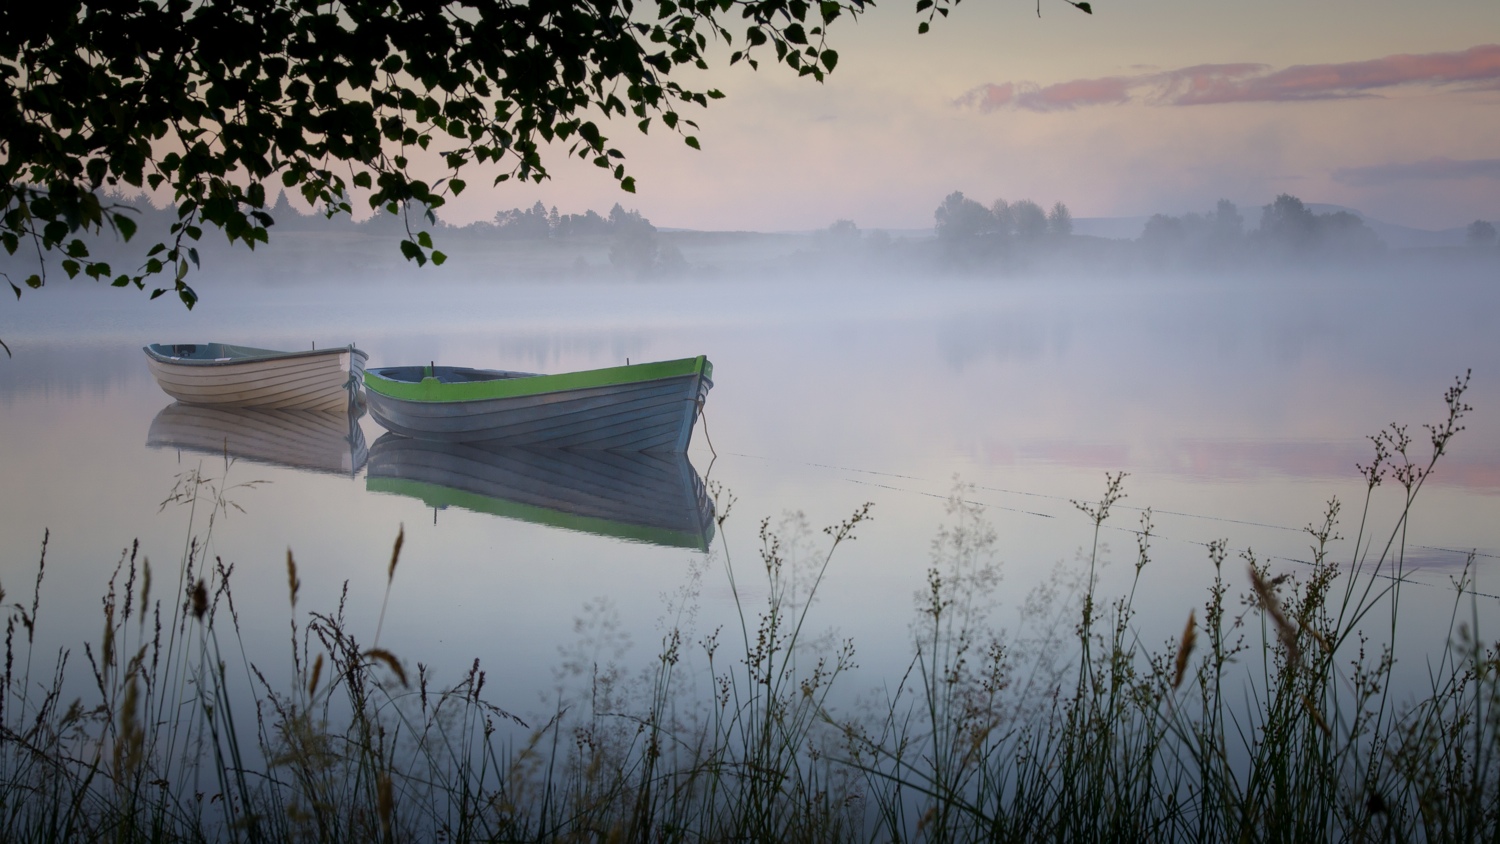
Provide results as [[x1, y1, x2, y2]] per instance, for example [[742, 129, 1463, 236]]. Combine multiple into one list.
[[394, 390, 688, 443], [146, 349, 363, 410], [366, 434, 715, 548], [146, 403, 368, 476], [365, 373, 707, 450], [148, 369, 352, 410], [148, 361, 351, 391]]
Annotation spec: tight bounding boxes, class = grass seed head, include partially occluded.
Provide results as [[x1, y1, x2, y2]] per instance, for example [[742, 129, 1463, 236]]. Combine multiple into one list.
[[365, 648, 408, 687], [140, 559, 151, 621], [388, 525, 404, 584], [378, 772, 394, 836], [308, 653, 324, 697], [1173, 610, 1197, 690], [286, 549, 300, 609], [190, 579, 208, 620], [1249, 564, 1300, 665]]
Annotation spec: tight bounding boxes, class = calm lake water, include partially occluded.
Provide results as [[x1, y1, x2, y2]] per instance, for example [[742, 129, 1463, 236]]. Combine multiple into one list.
[[2, 270, 1498, 718]]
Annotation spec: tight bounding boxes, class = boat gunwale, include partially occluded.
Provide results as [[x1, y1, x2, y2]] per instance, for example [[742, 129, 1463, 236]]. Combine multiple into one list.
[[363, 355, 712, 404], [143, 343, 368, 368]]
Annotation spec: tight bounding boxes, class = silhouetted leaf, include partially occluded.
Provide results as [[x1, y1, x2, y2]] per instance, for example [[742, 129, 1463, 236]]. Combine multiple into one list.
[[399, 239, 427, 267], [113, 215, 138, 242]]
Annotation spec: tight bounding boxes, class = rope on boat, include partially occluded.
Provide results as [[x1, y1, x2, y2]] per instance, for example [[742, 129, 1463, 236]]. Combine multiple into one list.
[[696, 399, 717, 461]]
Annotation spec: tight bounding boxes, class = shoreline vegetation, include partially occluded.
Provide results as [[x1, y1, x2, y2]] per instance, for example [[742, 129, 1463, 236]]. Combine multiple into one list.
[[2, 374, 1497, 842], [5, 191, 1497, 291]]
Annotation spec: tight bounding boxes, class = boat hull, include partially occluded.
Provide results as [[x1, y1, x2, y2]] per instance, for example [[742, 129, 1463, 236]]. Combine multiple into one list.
[[144, 343, 367, 411], [366, 434, 715, 549], [363, 357, 712, 451]]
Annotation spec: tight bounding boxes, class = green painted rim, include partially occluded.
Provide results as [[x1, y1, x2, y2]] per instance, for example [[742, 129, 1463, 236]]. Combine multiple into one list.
[[364, 355, 712, 403], [367, 477, 712, 550]]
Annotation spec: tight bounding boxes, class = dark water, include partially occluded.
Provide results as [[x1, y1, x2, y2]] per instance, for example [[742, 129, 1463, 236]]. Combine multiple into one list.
[[2, 273, 1497, 715]]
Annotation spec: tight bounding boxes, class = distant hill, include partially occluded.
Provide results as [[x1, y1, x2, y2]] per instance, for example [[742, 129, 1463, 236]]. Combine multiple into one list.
[[1302, 204, 1467, 250]]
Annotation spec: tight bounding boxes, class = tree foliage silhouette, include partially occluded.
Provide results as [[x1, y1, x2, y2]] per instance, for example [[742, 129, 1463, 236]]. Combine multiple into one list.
[[1, 0, 1090, 308]]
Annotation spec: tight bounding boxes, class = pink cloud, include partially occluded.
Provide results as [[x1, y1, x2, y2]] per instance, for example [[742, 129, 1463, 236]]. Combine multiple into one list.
[[1170, 44, 1500, 104], [1015, 77, 1133, 111], [961, 44, 1500, 111], [960, 78, 1130, 112], [958, 82, 1016, 111], [1144, 63, 1270, 105]]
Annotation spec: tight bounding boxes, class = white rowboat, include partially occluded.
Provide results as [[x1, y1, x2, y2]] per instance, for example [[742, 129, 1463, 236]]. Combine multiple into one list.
[[143, 342, 367, 411]]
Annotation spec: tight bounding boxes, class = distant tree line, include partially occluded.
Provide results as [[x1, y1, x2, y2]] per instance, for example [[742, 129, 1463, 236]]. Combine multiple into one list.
[[472, 201, 684, 277], [1137, 199, 1245, 266], [921, 190, 1408, 271], [473, 201, 646, 241], [1135, 194, 1381, 268], [809, 218, 892, 255], [931, 192, 1074, 263], [0, 190, 689, 280], [17, 187, 1489, 287]]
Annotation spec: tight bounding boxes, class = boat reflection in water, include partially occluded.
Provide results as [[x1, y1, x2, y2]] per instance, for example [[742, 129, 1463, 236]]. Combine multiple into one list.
[[365, 434, 716, 551], [146, 402, 369, 477]]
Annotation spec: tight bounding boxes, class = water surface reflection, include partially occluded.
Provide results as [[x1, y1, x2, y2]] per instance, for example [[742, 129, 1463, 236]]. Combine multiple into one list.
[[1, 275, 1496, 721], [366, 434, 716, 550], [147, 402, 369, 476]]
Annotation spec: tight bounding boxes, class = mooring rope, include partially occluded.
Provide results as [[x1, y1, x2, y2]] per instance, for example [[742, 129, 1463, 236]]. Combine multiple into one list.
[[715, 450, 1500, 602]]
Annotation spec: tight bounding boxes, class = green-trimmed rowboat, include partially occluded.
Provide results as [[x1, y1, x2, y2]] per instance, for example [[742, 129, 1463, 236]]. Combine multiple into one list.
[[362, 356, 713, 451], [365, 434, 716, 550]]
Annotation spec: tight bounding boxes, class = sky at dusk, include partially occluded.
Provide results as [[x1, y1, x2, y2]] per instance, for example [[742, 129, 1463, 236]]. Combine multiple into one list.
[[435, 0, 1500, 233]]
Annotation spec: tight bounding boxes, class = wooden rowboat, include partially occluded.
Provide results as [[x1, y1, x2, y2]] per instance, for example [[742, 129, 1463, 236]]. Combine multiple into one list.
[[143, 343, 368, 411], [146, 402, 369, 477], [362, 356, 712, 451], [366, 434, 716, 550]]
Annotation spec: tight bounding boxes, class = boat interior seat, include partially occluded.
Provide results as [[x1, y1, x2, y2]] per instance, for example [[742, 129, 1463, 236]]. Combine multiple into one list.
[[378, 366, 530, 384]]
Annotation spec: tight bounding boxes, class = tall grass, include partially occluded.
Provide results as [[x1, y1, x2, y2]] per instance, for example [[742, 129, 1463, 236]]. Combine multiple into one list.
[[2, 373, 1496, 842]]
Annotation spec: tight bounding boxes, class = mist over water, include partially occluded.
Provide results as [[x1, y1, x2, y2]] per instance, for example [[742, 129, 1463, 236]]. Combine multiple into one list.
[[1, 265, 1497, 723]]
